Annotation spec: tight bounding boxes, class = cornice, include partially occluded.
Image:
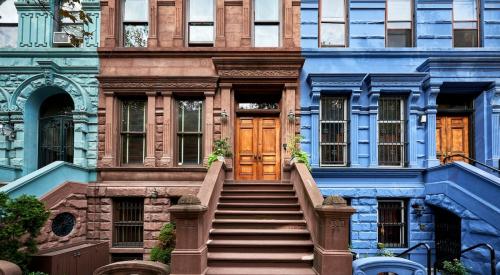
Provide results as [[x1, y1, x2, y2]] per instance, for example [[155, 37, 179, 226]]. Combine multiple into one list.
[[97, 47, 302, 58], [302, 48, 500, 58], [98, 76, 219, 90], [312, 168, 425, 179], [417, 57, 500, 72]]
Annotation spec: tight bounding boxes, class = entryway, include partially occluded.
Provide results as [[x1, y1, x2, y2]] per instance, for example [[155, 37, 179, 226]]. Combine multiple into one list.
[[434, 207, 461, 269], [235, 117, 281, 180]]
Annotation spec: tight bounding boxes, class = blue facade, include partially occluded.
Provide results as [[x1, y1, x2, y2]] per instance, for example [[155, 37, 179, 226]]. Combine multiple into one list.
[[0, 0, 99, 189], [300, 0, 500, 274]]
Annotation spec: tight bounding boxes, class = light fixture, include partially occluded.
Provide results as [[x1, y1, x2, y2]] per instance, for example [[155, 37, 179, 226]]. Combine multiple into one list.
[[0, 123, 15, 140], [282, 143, 287, 151], [151, 188, 158, 200], [288, 110, 295, 122], [221, 109, 228, 123], [419, 114, 427, 124]]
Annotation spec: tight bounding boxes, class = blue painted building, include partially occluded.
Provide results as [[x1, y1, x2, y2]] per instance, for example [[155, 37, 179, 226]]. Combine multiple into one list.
[[300, 0, 500, 273], [0, 0, 99, 195]]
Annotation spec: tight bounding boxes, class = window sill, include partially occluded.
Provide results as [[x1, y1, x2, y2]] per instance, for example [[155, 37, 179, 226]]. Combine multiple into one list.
[[110, 247, 145, 254]]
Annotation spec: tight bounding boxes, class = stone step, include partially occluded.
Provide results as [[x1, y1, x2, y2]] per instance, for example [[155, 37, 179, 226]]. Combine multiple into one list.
[[215, 210, 304, 220], [209, 228, 311, 241], [207, 239, 314, 253], [221, 190, 297, 197], [223, 183, 294, 191], [217, 202, 301, 211], [212, 219, 307, 230], [207, 252, 314, 268], [219, 195, 298, 204], [206, 267, 317, 275]]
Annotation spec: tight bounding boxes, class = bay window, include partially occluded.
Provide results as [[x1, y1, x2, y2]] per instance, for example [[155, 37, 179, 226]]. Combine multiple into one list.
[[320, 0, 348, 47], [453, 0, 480, 47], [177, 100, 203, 165], [386, 0, 413, 47], [254, 0, 280, 47], [188, 0, 215, 46], [122, 0, 148, 47]]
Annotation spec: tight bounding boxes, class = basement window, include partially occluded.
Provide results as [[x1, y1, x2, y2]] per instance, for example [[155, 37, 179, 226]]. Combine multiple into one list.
[[113, 198, 144, 247], [377, 199, 408, 248]]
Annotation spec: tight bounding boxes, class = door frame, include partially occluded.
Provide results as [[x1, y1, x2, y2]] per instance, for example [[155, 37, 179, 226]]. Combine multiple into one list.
[[234, 112, 282, 181]]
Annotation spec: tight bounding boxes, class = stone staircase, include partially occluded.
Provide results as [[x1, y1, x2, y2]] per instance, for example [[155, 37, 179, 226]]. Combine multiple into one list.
[[205, 180, 316, 275]]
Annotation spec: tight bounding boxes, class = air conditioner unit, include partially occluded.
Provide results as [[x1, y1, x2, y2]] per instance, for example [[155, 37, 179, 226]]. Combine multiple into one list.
[[53, 32, 72, 46]]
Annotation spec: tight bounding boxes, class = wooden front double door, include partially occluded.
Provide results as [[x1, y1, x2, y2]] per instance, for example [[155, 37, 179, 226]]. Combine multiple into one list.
[[235, 117, 281, 180], [436, 115, 470, 163]]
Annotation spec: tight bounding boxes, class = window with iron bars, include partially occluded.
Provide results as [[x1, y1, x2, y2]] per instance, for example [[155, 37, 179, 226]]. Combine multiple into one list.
[[377, 199, 408, 248], [378, 97, 406, 166], [113, 198, 144, 247], [320, 96, 348, 166]]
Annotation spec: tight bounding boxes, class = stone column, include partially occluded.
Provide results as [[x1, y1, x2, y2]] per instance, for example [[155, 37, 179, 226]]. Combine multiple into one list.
[[310, 88, 320, 168], [104, 0, 117, 47], [350, 89, 362, 167], [215, 0, 226, 47], [241, 0, 251, 46], [491, 85, 500, 168], [170, 202, 208, 275], [368, 90, 380, 167], [173, 0, 184, 47], [408, 88, 421, 167], [101, 92, 115, 167], [160, 92, 173, 167], [425, 85, 440, 168], [144, 92, 156, 167], [204, 92, 215, 166], [0, 114, 10, 166], [9, 112, 23, 169], [73, 112, 89, 167], [220, 84, 232, 141], [314, 197, 356, 275], [283, 0, 294, 47], [284, 84, 297, 163], [148, 0, 159, 47]]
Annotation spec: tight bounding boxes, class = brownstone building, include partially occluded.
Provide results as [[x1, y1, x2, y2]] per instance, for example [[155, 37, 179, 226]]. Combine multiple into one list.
[[92, 0, 304, 262]]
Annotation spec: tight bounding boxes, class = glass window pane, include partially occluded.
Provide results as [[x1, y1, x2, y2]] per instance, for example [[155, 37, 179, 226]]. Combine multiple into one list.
[[321, 0, 345, 21], [254, 25, 279, 47], [387, 29, 412, 47], [178, 100, 202, 132], [321, 123, 345, 143], [321, 97, 345, 121], [320, 23, 345, 47], [123, 0, 148, 22], [0, 26, 17, 47], [453, 0, 477, 21], [122, 134, 145, 163], [255, 0, 279, 21], [189, 0, 214, 22], [387, 22, 411, 29], [453, 29, 478, 47], [321, 145, 345, 165], [189, 25, 214, 44], [0, 0, 18, 23], [124, 24, 148, 47], [454, 21, 477, 29], [387, 0, 411, 21], [179, 135, 202, 164]]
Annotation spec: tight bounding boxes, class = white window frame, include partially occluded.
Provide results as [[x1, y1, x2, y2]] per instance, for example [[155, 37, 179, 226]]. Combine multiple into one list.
[[385, 0, 414, 47], [319, 0, 348, 47], [120, 99, 147, 165], [253, 0, 282, 47], [187, 0, 216, 46]]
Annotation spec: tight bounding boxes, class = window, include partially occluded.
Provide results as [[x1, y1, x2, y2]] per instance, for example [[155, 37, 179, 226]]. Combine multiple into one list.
[[57, 0, 84, 44], [320, 96, 348, 166], [0, 0, 18, 48], [386, 0, 413, 47], [113, 198, 144, 247], [121, 99, 146, 164], [378, 199, 407, 248], [122, 0, 148, 47], [177, 100, 203, 165], [188, 0, 214, 46], [453, 0, 479, 47], [320, 0, 348, 47], [254, 0, 280, 47], [378, 97, 406, 166]]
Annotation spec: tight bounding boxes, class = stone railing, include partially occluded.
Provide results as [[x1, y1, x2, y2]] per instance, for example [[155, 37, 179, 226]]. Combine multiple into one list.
[[169, 161, 226, 275], [291, 163, 356, 275], [93, 260, 169, 275], [352, 257, 427, 275], [0, 260, 21, 275]]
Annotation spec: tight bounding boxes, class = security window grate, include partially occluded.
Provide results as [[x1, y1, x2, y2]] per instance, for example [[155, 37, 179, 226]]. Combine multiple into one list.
[[320, 96, 348, 166], [113, 198, 144, 247], [378, 200, 407, 248], [378, 97, 406, 166]]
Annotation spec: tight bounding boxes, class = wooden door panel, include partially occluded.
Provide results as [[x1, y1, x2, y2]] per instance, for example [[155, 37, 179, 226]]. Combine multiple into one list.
[[259, 118, 280, 180], [436, 115, 470, 164], [236, 118, 258, 180]]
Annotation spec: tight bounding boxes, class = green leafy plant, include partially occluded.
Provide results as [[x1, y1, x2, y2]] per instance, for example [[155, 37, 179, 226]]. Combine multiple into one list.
[[207, 138, 233, 167], [441, 259, 469, 275], [0, 193, 50, 272], [150, 223, 176, 265], [376, 243, 395, 257], [288, 135, 311, 170]]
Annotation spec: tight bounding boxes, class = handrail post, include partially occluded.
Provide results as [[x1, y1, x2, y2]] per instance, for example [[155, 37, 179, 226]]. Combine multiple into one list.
[[461, 243, 496, 275]]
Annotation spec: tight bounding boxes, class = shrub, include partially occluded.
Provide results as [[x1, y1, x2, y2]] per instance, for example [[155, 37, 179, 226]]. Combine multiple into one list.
[[288, 135, 311, 170], [376, 243, 394, 257], [0, 193, 50, 272], [150, 223, 176, 264], [441, 259, 469, 275], [207, 138, 232, 167]]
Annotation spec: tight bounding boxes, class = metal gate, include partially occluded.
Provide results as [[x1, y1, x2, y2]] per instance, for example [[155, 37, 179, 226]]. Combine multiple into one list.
[[434, 207, 461, 268]]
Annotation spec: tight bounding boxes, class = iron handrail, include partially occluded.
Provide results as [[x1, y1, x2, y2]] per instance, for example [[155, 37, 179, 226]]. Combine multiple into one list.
[[443, 154, 500, 174], [461, 243, 496, 275], [396, 242, 432, 275]]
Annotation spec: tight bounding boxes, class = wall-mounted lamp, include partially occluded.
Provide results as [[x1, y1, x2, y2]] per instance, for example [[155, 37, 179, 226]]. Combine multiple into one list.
[[411, 203, 425, 217], [0, 123, 15, 141], [282, 143, 287, 151], [151, 188, 158, 200], [221, 110, 228, 123], [419, 114, 427, 124], [287, 110, 295, 122]]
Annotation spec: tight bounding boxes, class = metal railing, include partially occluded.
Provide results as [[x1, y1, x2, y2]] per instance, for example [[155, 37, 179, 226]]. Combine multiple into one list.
[[396, 242, 432, 275], [461, 243, 496, 275], [443, 154, 500, 174]]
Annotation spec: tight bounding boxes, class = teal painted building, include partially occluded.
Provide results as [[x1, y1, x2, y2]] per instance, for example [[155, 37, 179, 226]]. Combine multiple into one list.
[[0, 0, 99, 192]]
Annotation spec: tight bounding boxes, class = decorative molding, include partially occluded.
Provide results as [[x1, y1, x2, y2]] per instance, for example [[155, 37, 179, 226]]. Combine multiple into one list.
[[213, 57, 304, 80], [225, 0, 243, 6], [157, 0, 175, 6], [98, 76, 219, 90]]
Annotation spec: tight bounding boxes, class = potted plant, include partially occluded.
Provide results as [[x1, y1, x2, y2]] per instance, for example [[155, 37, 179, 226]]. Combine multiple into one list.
[[441, 259, 469, 275], [207, 138, 233, 167], [287, 135, 311, 170]]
